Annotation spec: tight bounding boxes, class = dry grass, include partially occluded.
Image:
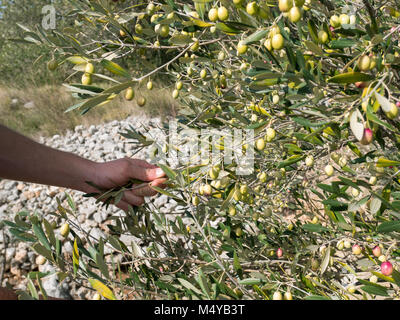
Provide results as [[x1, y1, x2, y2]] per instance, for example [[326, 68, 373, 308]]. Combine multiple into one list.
[[0, 84, 179, 139]]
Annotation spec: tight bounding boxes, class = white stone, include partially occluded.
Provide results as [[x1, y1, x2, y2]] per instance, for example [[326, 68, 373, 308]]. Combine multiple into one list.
[[23, 101, 35, 109]]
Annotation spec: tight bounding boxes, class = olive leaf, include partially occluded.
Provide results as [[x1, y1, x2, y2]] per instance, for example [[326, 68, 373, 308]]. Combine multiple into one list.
[[328, 72, 374, 84], [101, 60, 131, 78], [320, 245, 331, 275], [88, 278, 117, 300], [374, 92, 392, 113], [349, 109, 364, 141], [73, 238, 80, 275]]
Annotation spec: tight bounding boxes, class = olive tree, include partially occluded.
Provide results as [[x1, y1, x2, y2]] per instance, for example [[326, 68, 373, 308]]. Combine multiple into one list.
[[4, 0, 400, 300]]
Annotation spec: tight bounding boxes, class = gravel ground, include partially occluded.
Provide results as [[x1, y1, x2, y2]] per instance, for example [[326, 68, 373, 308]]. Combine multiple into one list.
[[0, 115, 180, 300]]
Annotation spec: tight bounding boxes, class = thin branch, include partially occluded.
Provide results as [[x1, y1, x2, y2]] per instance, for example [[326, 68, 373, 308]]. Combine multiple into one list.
[[362, 0, 378, 33], [320, 0, 335, 11]]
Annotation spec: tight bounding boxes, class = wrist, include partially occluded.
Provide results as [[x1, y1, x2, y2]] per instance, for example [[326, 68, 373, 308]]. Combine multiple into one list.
[[69, 157, 100, 194], [64, 155, 98, 193]]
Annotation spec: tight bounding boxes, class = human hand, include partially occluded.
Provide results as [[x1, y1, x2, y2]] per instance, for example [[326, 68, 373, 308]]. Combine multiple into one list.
[[83, 158, 167, 211]]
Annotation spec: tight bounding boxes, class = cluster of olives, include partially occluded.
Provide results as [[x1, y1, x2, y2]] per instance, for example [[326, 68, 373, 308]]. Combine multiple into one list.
[[279, 0, 307, 23], [264, 25, 285, 52]]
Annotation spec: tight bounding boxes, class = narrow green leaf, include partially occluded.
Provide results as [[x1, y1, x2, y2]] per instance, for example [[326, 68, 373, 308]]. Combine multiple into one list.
[[196, 269, 211, 299], [239, 278, 262, 286], [96, 253, 110, 280], [101, 60, 130, 78], [377, 221, 400, 233], [14, 215, 30, 229], [65, 192, 76, 211], [107, 236, 123, 252], [27, 271, 51, 280], [328, 72, 374, 84], [376, 157, 400, 167], [32, 243, 53, 262], [391, 270, 400, 287], [338, 176, 361, 190], [242, 29, 268, 45], [361, 285, 389, 297], [215, 22, 242, 34], [169, 34, 192, 45], [293, 117, 330, 127], [177, 278, 203, 296], [330, 39, 358, 49], [371, 271, 396, 283], [307, 20, 319, 43], [302, 224, 330, 233], [366, 105, 395, 131], [9, 228, 36, 242], [220, 184, 236, 212], [43, 219, 56, 249], [304, 40, 324, 56], [277, 155, 304, 168], [32, 222, 51, 251], [150, 186, 184, 203], [157, 163, 177, 180], [36, 274, 48, 300], [155, 280, 177, 292], [27, 279, 39, 300], [233, 251, 242, 276], [249, 78, 280, 90]]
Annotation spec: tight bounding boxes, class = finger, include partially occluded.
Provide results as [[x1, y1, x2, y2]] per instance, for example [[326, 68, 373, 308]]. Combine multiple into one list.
[[127, 163, 166, 181], [122, 190, 145, 207], [130, 158, 159, 169], [151, 177, 168, 189], [132, 184, 158, 197], [131, 178, 168, 197]]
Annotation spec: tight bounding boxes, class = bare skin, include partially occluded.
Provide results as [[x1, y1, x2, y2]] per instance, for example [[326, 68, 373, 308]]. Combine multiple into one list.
[[0, 124, 168, 299], [0, 287, 60, 300], [0, 288, 18, 300], [0, 125, 167, 210]]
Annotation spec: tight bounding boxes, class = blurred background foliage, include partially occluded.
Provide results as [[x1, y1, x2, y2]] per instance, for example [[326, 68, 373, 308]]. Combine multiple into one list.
[[0, 0, 71, 86], [0, 0, 177, 137]]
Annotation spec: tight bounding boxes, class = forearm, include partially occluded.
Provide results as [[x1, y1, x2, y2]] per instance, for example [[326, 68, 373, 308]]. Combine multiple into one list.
[[0, 287, 64, 300], [0, 124, 167, 211], [0, 125, 95, 192], [0, 287, 18, 300]]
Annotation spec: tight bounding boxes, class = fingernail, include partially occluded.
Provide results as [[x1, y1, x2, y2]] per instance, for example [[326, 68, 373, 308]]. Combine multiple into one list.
[[155, 168, 165, 178]]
